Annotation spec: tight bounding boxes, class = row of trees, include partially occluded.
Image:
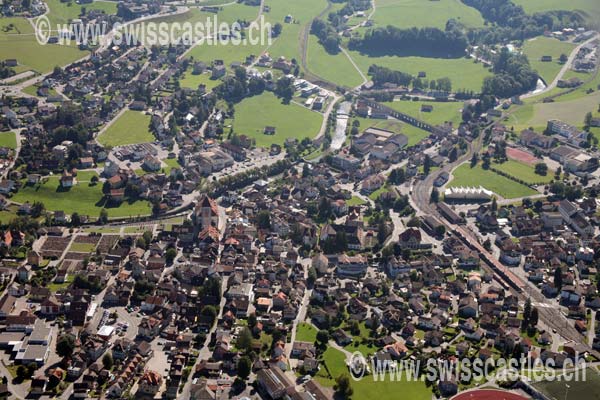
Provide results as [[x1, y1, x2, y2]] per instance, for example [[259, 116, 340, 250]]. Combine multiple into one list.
[[367, 65, 453, 92], [349, 26, 468, 58]]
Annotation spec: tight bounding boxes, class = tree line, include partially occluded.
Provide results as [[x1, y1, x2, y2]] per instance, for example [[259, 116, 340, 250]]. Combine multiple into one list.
[[368, 65, 452, 92], [349, 26, 469, 58], [462, 0, 584, 44]]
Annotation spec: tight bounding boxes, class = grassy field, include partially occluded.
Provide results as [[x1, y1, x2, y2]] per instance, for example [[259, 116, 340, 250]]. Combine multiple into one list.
[[591, 127, 600, 143], [370, 0, 485, 29], [259, 0, 327, 64], [506, 90, 600, 131], [163, 158, 181, 169], [0, 17, 87, 73], [522, 37, 576, 83], [347, 196, 367, 206], [178, 70, 222, 91], [295, 322, 318, 343], [384, 100, 463, 126], [316, 346, 430, 400], [448, 163, 538, 199], [12, 175, 152, 219], [493, 160, 554, 185], [45, 0, 117, 26], [306, 35, 364, 88], [22, 83, 58, 97], [352, 117, 430, 146], [513, 0, 600, 26], [47, 274, 75, 292], [0, 205, 19, 225], [551, 71, 600, 103], [0, 132, 17, 149], [98, 111, 155, 147], [368, 185, 390, 201], [347, 50, 492, 92], [231, 92, 323, 147]]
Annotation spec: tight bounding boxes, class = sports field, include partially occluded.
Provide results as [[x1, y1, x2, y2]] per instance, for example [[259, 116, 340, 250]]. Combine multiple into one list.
[[231, 92, 323, 147], [370, 0, 485, 30], [383, 100, 463, 126], [522, 37, 576, 84], [98, 111, 155, 147], [506, 147, 538, 165], [0, 17, 87, 73], [448, 163, 538, 199]]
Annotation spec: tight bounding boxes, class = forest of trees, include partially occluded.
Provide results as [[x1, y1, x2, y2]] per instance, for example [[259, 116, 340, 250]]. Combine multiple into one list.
[[481, 47, 538, 98], [349, 26, 469, 58], [463, 0, 583, 44]]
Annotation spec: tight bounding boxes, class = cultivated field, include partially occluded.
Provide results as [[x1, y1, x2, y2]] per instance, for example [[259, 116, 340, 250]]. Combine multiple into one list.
[[370, 0, 485, 30], [0, 17, 87, 73], [294, 322, 317, 342], [98, 110, 155, 147], [448, 163, 538, 199], [231, 92, 323, 147], [522, 36, 576, 83], [384, 100, 463, 126]]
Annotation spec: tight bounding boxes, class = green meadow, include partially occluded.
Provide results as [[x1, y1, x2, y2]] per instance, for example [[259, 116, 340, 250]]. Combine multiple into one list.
[[0, 17, 87, 73], [231, 91, 323, 147], [98, 111, 155, 147]]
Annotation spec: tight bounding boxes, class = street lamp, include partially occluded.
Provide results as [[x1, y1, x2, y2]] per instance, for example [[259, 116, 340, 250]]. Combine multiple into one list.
[[565, 383, 570, 400]]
